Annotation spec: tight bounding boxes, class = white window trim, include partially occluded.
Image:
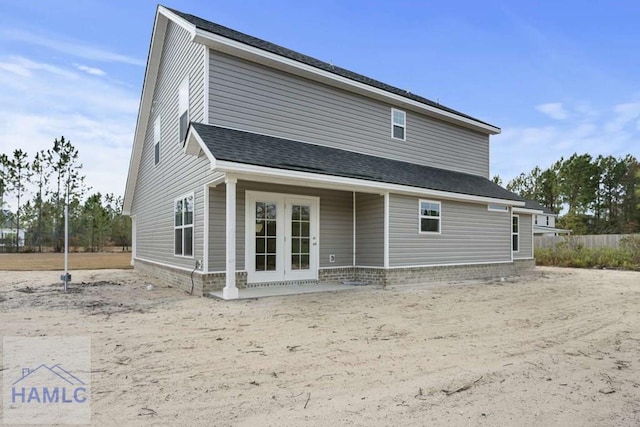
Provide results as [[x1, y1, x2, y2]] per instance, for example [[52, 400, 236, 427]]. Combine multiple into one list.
[[179, 77, 189, 115], [512, 214, 519, 253], [418, 199, 441, 235], [488, 204, 508, 212], [154, 117, 161, 165], [174, 192, 195, 258], [391, 108, 406, 141], [178, 77, 189, 144]]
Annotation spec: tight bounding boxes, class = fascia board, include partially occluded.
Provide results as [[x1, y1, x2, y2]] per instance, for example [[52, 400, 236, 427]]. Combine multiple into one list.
[[215, 160, 524, 206]]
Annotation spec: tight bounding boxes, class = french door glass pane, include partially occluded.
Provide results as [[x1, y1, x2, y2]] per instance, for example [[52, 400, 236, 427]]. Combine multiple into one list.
[[256, 255, 265, 270], [267, 255, 276, 270], [267, 238, 276, 253], [255, 201, 277, 272], [290, 204, 310, 271], [300, 255, 309, 269], [256, 220, 265, 236]]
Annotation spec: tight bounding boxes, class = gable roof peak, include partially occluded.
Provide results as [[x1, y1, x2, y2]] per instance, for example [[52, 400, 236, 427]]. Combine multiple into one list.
[[159, 5, 499, 134]]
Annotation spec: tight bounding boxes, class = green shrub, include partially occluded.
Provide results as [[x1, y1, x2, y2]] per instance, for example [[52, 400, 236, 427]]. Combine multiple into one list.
[[535, 244, 640, 270]]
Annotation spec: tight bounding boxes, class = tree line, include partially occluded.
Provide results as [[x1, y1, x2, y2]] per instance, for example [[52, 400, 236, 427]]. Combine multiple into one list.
[[0, 137, 131, 253], [495, 153, 640, 235]]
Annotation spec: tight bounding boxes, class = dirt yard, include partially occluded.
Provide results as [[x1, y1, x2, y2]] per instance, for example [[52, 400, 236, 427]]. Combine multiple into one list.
[[1, 267, 639, 426], [0, 252, 132, 271]]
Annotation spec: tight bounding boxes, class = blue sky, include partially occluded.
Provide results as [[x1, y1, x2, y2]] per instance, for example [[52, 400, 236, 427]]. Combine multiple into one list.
[[1, 0, 639, 208]]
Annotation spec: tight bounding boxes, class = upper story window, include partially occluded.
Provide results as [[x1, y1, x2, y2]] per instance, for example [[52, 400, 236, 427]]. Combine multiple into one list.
[[534, 215, 538, 225], [174, 193, 194, 257], [512, 215, 519, 252], [154, 117, 161, 165], [178, 77, 189, 144], [546, 216, 550, 226], [419, 200, 441, 234], [391, 108, 406, 140]]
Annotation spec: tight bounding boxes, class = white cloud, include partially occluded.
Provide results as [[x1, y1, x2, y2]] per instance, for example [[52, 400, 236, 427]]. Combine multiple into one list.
[[492, 99, 640, 184], [536, 102, 569, 120], [0, 56, 77, 80], [0, 61, 32, 77], [0, 28, 145, 66], [605, 101, 640, 133], [74, 64, 106, 76], [0, 55, 137, 211]]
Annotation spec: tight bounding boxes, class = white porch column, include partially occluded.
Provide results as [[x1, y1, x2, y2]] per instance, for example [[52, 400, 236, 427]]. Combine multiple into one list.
[[383, 192, 389, 268], [223, 176, 238, 300]]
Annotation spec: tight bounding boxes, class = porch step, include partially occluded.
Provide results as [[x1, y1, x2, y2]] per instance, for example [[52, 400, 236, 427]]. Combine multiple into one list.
[[245, 280, 319, 289], [208, 281, 358, 300]]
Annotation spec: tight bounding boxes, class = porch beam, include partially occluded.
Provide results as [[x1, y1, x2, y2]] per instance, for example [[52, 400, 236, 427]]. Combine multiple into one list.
[[223, 176, 238, 299]]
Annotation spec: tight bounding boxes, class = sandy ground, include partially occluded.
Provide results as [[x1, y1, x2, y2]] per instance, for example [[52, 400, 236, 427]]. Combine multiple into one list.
[[1, 267, 639, 426]]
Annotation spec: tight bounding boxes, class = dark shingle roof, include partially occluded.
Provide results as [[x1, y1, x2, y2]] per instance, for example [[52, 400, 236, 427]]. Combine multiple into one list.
[[191, 123, 522, 202], [165, 6, 497, 130], [523, 199, 555, 214]]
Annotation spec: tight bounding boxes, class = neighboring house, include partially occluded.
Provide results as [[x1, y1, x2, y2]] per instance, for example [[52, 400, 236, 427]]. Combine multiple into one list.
[[0, 209, 25, 248], [123, 6, 537, 299], [524, 200, 571, 236]]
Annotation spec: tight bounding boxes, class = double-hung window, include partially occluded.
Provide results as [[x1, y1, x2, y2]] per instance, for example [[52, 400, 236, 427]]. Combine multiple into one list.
[[419, 200, 441, 233], [178, 78, 189, 144], [512, 215, 519, 252], [154, 117, 161, 165], [175, 193, 194, 257], [391, 108, 406, 140]]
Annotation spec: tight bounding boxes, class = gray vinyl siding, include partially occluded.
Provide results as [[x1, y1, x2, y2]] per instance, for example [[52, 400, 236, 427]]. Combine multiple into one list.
[[355, 193, 384, 266], [514, 214, 533, 259], [208, 181, 353, 271], [389, 195, 511, 266], [208, 51, 490, 177], [131, 21, 208, 270]]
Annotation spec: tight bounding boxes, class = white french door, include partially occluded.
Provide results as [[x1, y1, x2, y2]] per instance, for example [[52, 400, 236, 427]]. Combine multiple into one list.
[[246, 192, 319, 283]]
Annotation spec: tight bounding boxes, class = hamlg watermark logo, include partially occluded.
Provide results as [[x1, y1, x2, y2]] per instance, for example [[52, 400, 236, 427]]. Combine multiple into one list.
[[3, 337, 91, 425]]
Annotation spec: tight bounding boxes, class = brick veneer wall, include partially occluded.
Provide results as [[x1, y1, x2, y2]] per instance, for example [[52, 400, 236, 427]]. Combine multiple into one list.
[[134, 258, 536, 296]]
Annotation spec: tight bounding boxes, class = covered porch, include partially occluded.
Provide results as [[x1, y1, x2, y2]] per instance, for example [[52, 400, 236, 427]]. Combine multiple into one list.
[[185, 123, 526, 299], [202, 174, 387, 300]]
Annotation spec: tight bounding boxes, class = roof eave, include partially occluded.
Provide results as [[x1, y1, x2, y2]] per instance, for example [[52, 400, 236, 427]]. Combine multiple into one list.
[[214, 159, 523, 206], [192, 29, 500, 136]]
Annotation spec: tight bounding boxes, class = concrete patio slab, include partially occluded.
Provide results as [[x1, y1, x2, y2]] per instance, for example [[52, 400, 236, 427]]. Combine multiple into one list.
[[208, 282, 365, 300]]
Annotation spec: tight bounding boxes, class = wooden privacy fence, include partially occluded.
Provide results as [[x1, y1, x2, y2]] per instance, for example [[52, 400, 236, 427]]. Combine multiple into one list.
[[535, 234, 639, 249]]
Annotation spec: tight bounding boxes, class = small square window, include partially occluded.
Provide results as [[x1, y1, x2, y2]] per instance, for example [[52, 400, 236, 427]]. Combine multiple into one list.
[[391, 108, 406, 140], [419, 200, 441, 234]]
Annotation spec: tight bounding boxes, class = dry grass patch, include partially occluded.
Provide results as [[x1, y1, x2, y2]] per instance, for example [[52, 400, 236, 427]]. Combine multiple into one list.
[[0, 252, 132, 271]]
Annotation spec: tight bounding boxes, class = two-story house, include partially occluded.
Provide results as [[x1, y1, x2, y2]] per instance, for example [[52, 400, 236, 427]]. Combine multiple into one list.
[[123, 6, 539, 299], [524, 200, 570, 236]]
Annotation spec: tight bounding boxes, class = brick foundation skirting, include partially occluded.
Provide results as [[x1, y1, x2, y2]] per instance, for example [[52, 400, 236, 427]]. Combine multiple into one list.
[[134, 258, 536, 296]]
